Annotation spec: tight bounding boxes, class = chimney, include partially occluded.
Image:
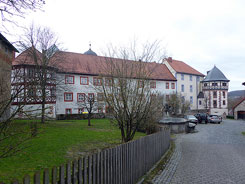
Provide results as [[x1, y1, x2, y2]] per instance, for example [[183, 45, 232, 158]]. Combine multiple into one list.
[[207, 70, 210, 75], [168, 57, 172, 62]]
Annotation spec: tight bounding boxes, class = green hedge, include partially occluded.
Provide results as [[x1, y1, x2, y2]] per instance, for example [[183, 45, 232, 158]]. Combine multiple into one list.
[[226, 115, 234, 119]]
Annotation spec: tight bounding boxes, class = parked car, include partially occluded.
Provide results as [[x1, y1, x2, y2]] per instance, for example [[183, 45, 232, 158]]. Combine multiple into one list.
[[194, 113, 208, 124], [184, 115, 198, 124], [207, 115, 222, 124]]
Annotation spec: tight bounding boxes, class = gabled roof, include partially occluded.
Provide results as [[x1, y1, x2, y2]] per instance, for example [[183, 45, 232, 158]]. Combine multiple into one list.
[[12, 48, 42, 65], [165, 57, 205, 76], [232, 98, 245, 110], [0, 33, 18, 52], [202, 66, 229, 82], [13, 50, 177, 81]]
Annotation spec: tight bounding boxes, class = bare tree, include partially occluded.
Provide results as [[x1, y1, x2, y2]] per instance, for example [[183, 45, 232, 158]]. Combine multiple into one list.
[[97, 40, 167, 142], [0, 0, 44, 30], [165, 93, 190, 115], [138, 94, 164, 134], [17, 24, 64, 123], [166, 93, 181, 115], [181, 100, 190, 115], [77, 93, 99, 126]]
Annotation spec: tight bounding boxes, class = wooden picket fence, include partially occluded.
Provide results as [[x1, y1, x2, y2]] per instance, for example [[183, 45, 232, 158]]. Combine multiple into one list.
[[4, 129, 170, 184]]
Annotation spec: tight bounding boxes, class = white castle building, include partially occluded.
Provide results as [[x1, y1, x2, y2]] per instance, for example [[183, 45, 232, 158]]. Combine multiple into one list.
[[12, 48, 177, 118], [12, 46, 229, 118]]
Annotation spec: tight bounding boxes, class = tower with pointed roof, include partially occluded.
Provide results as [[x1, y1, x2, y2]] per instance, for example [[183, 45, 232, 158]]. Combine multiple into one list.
[[198, 66, 229, 116]]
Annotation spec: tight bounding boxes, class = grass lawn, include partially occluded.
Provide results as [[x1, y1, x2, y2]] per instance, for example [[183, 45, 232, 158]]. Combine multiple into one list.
[[0, 119, 145, 183], [242, 132, 245, 136]]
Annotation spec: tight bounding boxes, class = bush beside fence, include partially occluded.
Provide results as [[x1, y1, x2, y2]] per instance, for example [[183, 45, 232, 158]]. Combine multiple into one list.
[[2, 129, 170, 184]]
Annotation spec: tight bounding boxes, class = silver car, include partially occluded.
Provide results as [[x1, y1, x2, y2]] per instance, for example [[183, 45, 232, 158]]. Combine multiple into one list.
[[184, 115, 198, 124], [207, 115, 222, 124]]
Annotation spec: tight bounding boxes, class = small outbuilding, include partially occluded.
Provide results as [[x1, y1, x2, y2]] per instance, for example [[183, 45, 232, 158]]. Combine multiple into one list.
[[233, 98, 245, 120]]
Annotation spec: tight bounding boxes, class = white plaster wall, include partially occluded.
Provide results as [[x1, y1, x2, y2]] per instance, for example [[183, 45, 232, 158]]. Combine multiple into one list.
[[197, 98, 205, 110], [56, 73, 176, 115], [176, 73, 202, 110]]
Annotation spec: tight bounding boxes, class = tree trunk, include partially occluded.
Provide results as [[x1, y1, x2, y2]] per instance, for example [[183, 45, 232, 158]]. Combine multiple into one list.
[[41, 89, 46, 124], [41, 69, 46, 124], [88, 114, 91, 126]]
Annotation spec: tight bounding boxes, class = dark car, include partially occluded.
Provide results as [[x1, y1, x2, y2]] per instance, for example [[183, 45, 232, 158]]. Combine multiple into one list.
[[194, 113, 208, 124], [207, 115, 222, 124], [184, 115, 198, 124]]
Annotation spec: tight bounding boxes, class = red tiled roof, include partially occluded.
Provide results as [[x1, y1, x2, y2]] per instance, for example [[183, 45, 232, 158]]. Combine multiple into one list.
[[13, 50, 177, 81], [166, 57, 205, 76], [232, 98, 245, 110], [12, 48, 42, 65]]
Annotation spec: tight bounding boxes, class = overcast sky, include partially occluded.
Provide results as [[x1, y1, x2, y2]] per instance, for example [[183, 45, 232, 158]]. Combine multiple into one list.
[[4, 0, 245, 91]]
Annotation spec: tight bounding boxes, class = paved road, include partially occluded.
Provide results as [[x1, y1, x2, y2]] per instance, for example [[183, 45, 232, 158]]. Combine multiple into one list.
[[153, 119, 245, 184]]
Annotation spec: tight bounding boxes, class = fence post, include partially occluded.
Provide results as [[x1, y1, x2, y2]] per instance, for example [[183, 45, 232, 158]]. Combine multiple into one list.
[[72, 160, 77, 184], [100, 151, 104, 184], [120, 145, 123, 184], [106, 149, 109, 184], [52, 167, 57, 184], [33, 172, 40, 184], [66, 162, 71, 184], [88, 155, 92, 184], [92, 154, 96, 184], [122, 144, 126, 184], [96, 152, 101, 184], [43, 169, 49, 184], [83, 156, 87, 184], [23, 175, 30, 184], [59, 165, 65, 184], [112, 148, 116, 184], [109, 149, 112, 184], [78, 159, 83, 184]]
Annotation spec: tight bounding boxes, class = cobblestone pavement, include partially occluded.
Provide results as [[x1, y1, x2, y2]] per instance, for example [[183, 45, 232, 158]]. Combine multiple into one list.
[[153, 119, 245, 184]]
